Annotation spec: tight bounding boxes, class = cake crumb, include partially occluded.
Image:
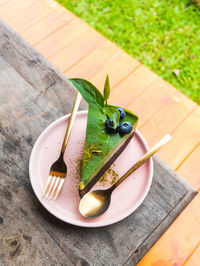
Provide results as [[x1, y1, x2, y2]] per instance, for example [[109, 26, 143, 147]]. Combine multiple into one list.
[[99, 167, 119, 186], [74, 158, 82, 181], [82, 142, 103, 167]]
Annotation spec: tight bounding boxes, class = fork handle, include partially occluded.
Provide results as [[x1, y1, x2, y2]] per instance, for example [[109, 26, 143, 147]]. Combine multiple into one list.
[[61, 91, 82, 153]]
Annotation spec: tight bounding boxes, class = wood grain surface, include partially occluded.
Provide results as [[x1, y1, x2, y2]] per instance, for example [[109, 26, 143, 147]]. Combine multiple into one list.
[[0, 20, 197, 266]]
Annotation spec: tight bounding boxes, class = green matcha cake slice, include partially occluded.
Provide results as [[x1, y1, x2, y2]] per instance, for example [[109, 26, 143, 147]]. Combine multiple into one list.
[[69, 76, 138, 197]]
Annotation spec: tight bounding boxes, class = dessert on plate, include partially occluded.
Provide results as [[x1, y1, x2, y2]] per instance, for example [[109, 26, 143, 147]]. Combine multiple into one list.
[[70, 76, 138, 197]]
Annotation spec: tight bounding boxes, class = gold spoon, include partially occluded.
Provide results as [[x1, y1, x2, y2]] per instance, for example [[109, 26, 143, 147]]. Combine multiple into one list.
[[79, 134, 172, 219]]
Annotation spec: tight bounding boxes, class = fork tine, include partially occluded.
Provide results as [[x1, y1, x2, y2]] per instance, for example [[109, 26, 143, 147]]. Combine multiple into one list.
[[42, 175, 53, 197], [53, 178, 65, 200], [46, 175, 56, 199], [49, 176, 60, 199]]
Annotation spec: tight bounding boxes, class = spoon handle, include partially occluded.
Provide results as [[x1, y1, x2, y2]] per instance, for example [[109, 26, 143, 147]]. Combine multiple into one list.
[[111, 134, 172, 190]]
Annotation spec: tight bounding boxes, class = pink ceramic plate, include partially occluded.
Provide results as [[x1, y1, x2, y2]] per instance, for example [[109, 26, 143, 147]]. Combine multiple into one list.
[[29, 111, 153, 227]]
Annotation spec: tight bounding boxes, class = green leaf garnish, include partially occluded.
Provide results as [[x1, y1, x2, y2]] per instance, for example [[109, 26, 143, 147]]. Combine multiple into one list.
[[69, 76, 120, 128], [69, 78, 104, 110], [103, 75, 110, 104], [103, 107, 120, 128]]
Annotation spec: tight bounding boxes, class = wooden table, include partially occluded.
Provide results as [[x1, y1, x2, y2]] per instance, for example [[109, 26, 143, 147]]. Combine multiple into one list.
[[0, 20, 197, 265]]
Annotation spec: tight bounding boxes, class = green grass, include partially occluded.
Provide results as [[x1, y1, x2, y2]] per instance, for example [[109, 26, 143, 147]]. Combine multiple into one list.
[[57, 0, 200, 104]]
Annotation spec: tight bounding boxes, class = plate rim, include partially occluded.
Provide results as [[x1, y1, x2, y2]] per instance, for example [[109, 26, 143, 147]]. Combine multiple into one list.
[[29, 110, 153, 227]]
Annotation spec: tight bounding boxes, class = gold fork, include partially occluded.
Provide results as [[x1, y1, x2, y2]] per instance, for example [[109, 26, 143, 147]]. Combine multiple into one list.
[[42, 91, 82, 200]]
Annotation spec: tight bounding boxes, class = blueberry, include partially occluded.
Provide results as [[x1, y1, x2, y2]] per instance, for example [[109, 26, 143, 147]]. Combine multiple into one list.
[[105, 118, 116, 134], [118, 122, 133, 135], [116, 107, 126, 120]]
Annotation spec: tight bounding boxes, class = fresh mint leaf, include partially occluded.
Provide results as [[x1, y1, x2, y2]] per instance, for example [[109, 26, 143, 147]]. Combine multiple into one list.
[[69, 78, 104, 110], [103, 107, 120, 128], [103, 75, 110, 103]]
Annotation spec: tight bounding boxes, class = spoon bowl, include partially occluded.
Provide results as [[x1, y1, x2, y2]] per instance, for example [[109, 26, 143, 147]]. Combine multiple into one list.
[[79, 189, 112, 218]]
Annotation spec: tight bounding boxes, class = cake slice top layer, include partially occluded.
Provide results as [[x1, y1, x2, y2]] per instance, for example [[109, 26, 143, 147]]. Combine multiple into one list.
[[80, 105, 138, 189]]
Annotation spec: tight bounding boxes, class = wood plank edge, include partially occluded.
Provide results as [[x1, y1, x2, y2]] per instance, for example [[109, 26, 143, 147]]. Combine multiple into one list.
[[124, 191, 197, 265], [18, 9, 55, 34], [110, 63, 142, 91], [168, 190, 198, 221], [30, 16, 76, 47], [124, 214, 173, 265], [183, 242, 200, 265], [62, 38, 107, 73], [123, 156, 197, 265], [154, 156, 197, 193], [175, 143, 200, 172]]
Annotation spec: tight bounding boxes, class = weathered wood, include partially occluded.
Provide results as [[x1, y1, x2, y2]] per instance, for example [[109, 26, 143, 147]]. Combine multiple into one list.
[[0, 20, 197, 266]]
